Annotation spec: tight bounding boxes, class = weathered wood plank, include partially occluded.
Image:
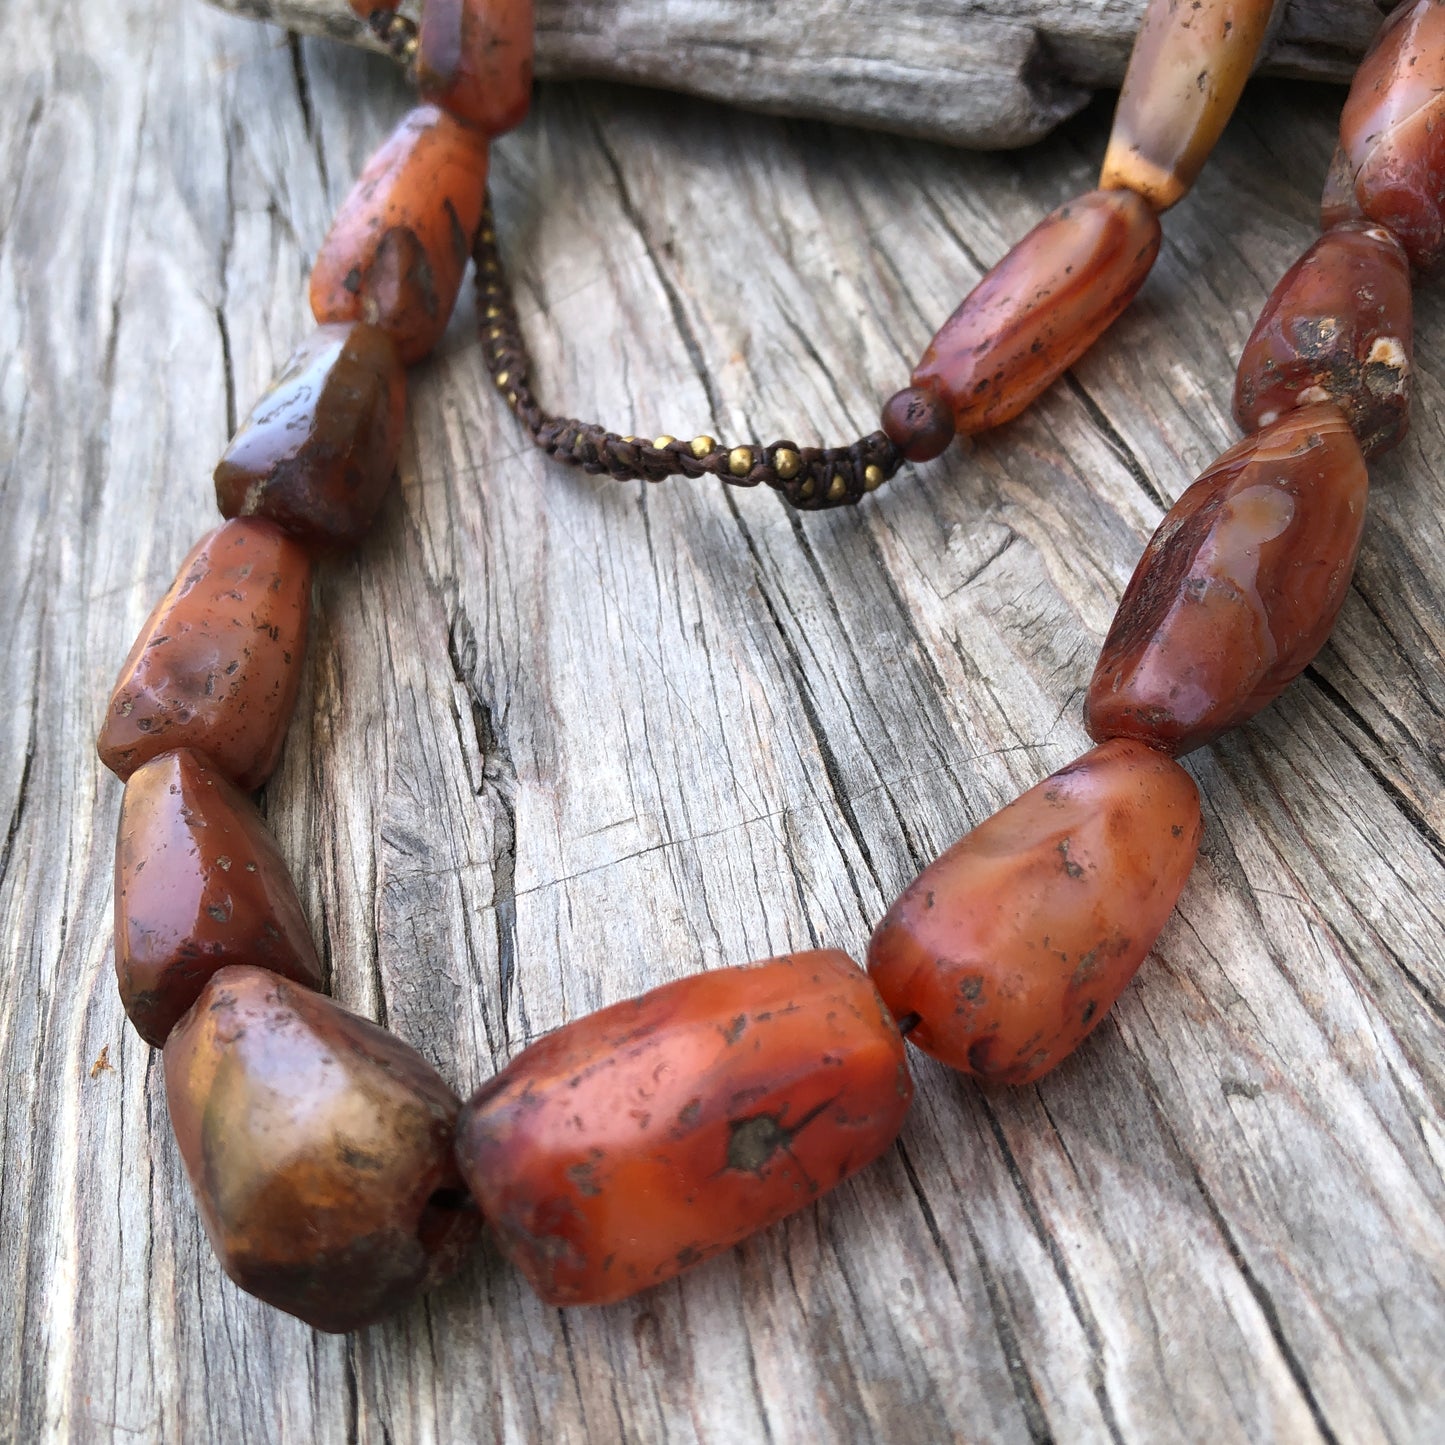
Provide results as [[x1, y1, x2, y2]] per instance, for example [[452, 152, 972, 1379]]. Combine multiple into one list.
[[2, 1, 1444, 1442]]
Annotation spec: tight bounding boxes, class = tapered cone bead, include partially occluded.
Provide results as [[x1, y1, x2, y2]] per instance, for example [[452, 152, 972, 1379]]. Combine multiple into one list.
[[455, 950, 912, 1307], [96, 520, 311, 789], [214, 323, 407, 550], [115, 750, 323, 1047], [164, 966, 481, 1333], [310, 106, 489, 364], [868, 741, 1201, 1085], [417, 0, 534, 137], [1337, 0, 1445, 273], [1234, 222, 1413, 458], [1086, 405, 1368, 755], [1100, 0, 1278, 211], [912, 189, 1161, 436]]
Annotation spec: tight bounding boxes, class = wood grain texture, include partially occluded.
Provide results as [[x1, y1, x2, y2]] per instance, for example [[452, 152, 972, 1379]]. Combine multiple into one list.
[[206, 0, 1393, 147], [3, 1, 1444, 1443]]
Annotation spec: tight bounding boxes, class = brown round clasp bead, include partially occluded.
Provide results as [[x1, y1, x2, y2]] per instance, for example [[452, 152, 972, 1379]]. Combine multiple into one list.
[[164, 966, 481, 1334], [881, 385, 955, 462]]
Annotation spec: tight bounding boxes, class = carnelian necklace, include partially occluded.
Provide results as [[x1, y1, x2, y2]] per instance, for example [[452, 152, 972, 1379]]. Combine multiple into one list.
[[95, 0, 1437, 1332]]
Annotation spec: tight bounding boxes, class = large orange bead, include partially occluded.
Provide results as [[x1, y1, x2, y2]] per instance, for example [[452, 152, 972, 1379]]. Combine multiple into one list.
[[417, 0, 534, 137], [164, 966, 480, 1333], [911, 189, 1160, 436], [867, 740, 1201, 1085], [454, 950, 911, 1307], [214, 322, 407, 550], [1234, 222, 1412, 458], [114, 750, 323, 1047], [96, 520, 311, 789], [1100, 0, 1278, 212], [1337, 0, 1445, 273], [1086, 405, 1368, 754], [309, 106, 489, 364]]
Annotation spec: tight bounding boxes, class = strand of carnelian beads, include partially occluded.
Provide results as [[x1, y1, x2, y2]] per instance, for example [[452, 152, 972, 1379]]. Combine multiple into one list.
[[93, 0, 1440, 1332]]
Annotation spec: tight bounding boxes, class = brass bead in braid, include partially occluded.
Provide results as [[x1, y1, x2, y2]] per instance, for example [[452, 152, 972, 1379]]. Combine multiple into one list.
[[368, 12, 419, 67], [472, 200, 906, 510]]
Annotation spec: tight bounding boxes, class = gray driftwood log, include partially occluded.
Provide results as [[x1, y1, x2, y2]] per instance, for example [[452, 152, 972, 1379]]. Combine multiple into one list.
[[205, 0, 1393, 146], [5, 0, 1445, 1441]]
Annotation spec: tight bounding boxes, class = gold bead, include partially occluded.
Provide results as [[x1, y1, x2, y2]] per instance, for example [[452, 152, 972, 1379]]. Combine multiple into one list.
[[506, 391, 518, 408], [488, 326, 504, 341], [799, 478, 816, 500], [826, 474, 847, 502], [864, 465, 885, 491], [480, 229, 495, 244], [690, 435, 716, 459], [485, 306, 501, 320], [623, 436, 639, 444], [773, 448, 801, 480], [495, 371, 510, 387], [653, 436, 677, 449], [728, 446, 754, 478]]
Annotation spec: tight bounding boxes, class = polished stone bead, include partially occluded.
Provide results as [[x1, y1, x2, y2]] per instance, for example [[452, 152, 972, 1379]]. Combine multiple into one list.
[[214, 323, 406, 550], [912, 189, 1161, 435], [881, 385, 956, 462], [455, 950, 911, 1306], [1337, 0, 1445, 273], [868, 740, 1201, 1084], [1234, 222, 1412, 459], [96, 520, 311, 790], [1086, 404, 1368, 754], [114, 750, 323, 1047], [310, 106, 489, 364], [1320, 144, 1365, 231], [417, 0, 534, 137], [1100, 0, 1278, 211], [164, 966, 480, 1333]]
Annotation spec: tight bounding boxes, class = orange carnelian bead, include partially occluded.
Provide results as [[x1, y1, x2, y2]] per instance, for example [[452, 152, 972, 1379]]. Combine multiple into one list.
[[214, 322, 407, 550], [114, 749, 323, 1047], [348, 0, 398, 14], [165, 966, 480, 1333], [417, 0, 534, 137], [310, 106, 489, 365], [912, 189, 1160, 436], [454, 950, 911, 1306], [1086, 405, 1368, 755], [1234, 222, 1412, 458], [868, 740, 1201, 1085], [881, 385, 956, 461], [96, 520, 311, 789], [1337, 0, 1445, 273], [1100, 0, 1278, 212]]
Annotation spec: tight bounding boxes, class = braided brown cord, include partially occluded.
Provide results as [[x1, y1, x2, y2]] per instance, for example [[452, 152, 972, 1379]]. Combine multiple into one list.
[[472, 202, 906, 510]]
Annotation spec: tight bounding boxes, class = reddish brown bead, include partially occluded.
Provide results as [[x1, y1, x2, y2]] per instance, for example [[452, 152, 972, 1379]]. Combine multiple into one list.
[[881, 385, 956, 462], [1086, 404, 1368, 755], [1100, 0, 1277, 211], [114, 750, 322, 1047], [310, 106, 489, 364], [1321, 144, 1365, 231], [348, 0, 397, 13], [1337, 0, 1445, 273], [455, 950, 911, 1307], [912, 189, 1161, 435], [96, 520, 311, 790], [164, 966, 480, 1333], [417, 0, 534, 137], [214, 323, 406, 550], [868, 740, 1201, 1084], [1234, 222, 1413, 459]]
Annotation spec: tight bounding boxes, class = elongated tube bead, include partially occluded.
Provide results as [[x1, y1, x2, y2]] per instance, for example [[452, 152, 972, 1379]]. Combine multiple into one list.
[[910, 189, 1161, 436], [1086, 405, 1368, 755], [868, 741, 1202, 1084], [1100, 0, 1278, 211], [455, 950, 912, 1306]]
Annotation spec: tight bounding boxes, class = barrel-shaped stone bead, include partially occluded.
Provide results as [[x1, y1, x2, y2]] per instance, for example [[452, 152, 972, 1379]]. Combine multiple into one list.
[[1086, 404, 1368, 755], [114, 750, 323, 1047], [164, 966, 481, 1333], [1337, 0, 1445, 273], [214, 323, 406, 550], [1234, 222, 1412, 458], [1100, 0, 1278, 211], [867, 740, 1201, 1084], [96, 519, 311, 789], [417, 0, 534, 137], [911, 189, 1161, 436], [310, 106, 490, 364], [454, 950, 912, 1306]]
